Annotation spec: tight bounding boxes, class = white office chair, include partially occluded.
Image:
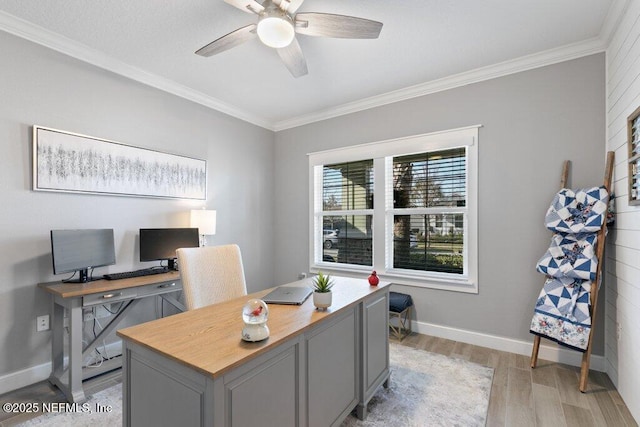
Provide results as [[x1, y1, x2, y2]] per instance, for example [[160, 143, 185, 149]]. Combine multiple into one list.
[[176, 244, 248, 310]]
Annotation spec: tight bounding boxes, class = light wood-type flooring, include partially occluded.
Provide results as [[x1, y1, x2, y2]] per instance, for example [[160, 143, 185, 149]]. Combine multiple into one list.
[[0, 333, 636, 426], [399, 333, 637, 427]]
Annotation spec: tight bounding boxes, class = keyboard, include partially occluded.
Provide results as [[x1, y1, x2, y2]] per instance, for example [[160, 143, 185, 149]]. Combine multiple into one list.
[[103, 268, 170, 281]]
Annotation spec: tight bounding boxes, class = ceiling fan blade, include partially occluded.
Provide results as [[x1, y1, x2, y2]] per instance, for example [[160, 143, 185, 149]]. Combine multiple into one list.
[[295, 13, 383, 39], [224, 0, 264, 14], [195, 24, 257, 57], [277, 38, 308, 78]]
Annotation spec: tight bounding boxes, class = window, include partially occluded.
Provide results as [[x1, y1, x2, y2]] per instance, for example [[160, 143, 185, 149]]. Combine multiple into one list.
[[309, 126, 479, 293], [320, 160, 373, 265], [389, 148, 466, 275]]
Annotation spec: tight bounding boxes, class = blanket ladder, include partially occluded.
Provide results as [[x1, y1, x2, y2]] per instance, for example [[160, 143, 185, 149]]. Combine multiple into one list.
[[530, 151, 614, 392]]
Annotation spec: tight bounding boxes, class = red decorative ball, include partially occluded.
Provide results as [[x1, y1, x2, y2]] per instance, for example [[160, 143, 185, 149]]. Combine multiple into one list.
[[368, 271, 379, 286]]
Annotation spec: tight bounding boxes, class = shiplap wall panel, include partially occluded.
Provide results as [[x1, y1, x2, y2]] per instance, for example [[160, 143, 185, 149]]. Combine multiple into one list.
[[607, 0, 640, 71], [614, 230, 640, 248], [606, 0, 640, 421], [613, 159, 630, 197], [613, 180, 628, 200], [610, 243, 640, 265], [609, 121, 626, 141], [603, 316, 618, 378], [607, 1, 640, 88], [604, 289, 618, 370]]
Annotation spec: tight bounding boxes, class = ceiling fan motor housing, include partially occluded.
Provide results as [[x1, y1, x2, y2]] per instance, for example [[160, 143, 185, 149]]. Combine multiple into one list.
[[257, 3, 295, 48]]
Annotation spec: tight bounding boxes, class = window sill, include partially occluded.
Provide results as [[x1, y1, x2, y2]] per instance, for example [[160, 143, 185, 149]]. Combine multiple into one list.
[[310, 264, 478, 294]]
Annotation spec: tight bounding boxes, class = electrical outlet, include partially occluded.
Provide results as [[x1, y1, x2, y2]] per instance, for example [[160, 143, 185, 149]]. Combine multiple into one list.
[[298, 272, 307, 280], [36, 315, 50, 332]]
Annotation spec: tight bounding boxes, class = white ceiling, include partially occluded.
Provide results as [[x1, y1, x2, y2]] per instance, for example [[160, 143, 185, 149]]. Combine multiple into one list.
[[0, 0, 618, 130]]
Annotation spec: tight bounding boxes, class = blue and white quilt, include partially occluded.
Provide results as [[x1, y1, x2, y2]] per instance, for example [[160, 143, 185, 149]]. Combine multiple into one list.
[[545, 186, 609, 234], [530, 277, 591, 351], [531, 186, 608, 352], [536, 233, 598, 281]]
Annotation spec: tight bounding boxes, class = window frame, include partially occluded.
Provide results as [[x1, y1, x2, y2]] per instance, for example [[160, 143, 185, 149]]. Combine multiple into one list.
[[309, 125, 480, 293]]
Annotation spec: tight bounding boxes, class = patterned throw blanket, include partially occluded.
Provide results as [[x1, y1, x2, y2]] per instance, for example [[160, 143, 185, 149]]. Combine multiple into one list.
[[530, 187, 608, 351]]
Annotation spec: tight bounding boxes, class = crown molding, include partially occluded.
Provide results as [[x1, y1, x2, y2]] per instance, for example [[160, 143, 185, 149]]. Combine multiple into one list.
[[0, 8, 615, 133], [0, 11, 274, 130], [273, 37, 607, 131]]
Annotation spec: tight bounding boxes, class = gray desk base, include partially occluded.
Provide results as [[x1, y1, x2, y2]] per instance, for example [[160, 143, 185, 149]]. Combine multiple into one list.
[[122, 291, 389, 427], [48, 280, 183, 403]]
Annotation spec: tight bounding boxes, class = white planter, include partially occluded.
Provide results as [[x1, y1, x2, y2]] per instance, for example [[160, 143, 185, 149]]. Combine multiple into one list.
[[313, 291, 332, 311]]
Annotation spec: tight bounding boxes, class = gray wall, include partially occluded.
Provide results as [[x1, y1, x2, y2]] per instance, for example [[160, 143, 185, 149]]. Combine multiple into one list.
[[0, 25, 609, 388], [0, 31, 275, 376], [274, 54, 607, 354]]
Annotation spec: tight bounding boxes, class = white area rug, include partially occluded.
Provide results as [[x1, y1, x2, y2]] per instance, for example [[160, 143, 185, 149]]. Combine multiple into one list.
[[18, 343, 492, 427], [342, 343, 494, 427]]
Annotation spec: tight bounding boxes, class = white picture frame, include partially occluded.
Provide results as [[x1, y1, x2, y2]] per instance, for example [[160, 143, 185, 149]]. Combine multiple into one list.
[[32, 126, 206, 200]]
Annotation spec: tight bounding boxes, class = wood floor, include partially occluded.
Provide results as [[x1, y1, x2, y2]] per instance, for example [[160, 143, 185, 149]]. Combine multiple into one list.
[[398, 333, 638, 427], [0, 333, 636, 426]]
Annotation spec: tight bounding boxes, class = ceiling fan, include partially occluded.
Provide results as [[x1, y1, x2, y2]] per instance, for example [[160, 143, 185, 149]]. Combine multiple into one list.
[[195, 0, 383, 78]]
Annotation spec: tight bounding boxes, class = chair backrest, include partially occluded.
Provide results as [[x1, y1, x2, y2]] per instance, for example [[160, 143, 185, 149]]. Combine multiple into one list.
[[176, 244, 248, 310]]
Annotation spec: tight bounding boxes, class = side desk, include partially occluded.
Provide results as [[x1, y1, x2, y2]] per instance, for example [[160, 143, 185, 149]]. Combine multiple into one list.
[[38, 271, 184, 403], [118, 276, 390, 427]]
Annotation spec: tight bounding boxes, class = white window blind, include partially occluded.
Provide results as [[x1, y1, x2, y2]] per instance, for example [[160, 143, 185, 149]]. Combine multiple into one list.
[[387, 147, 468, 278]]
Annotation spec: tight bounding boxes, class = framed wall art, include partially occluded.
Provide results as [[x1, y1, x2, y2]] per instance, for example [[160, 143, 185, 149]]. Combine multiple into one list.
[[32, 126, 206, 200], [627, 107, 640, 206]]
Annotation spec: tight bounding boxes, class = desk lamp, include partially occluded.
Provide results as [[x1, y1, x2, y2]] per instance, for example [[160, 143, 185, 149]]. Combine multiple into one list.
[[190, 209, 216, 247]]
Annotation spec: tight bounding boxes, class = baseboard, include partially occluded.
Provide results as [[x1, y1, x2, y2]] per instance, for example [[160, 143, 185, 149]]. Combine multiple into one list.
[[412, 320, 606, 372], [1, 321, 607, 396], [0, 341, 122, 396], [0, 362, 52, 396]]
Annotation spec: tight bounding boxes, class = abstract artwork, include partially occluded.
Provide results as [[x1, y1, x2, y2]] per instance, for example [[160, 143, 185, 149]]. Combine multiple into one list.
[[32, 126, 206, 200]]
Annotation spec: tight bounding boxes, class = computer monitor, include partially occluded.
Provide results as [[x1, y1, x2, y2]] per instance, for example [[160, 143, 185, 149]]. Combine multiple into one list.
[[139, 228, 199, 270], [50, 229, 116, 283]]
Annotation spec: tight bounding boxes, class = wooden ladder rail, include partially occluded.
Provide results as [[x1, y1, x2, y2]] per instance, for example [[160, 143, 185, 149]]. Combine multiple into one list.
[[530, 152, 615, 393], [530, 160, 571, 369]]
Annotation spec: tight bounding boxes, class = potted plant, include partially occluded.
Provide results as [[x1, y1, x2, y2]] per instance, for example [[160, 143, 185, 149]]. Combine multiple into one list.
[[312, 271, 334, 310]]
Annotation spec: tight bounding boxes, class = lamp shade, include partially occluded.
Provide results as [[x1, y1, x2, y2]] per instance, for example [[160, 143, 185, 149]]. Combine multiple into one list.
[[190, 209, 217, 235]]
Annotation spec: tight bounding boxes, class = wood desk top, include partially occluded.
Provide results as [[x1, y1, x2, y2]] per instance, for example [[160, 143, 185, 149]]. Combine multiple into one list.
[[38, 271, 181, 298], [117, 276, 390, 379]]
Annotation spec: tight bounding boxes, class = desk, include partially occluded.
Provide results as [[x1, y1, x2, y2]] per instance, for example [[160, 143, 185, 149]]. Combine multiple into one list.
[[38, 271, 184, 403], [117, 276, 390, 427]]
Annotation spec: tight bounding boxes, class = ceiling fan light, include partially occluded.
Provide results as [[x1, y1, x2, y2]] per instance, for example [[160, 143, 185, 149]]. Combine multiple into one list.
[[257, 16, 295, 48]]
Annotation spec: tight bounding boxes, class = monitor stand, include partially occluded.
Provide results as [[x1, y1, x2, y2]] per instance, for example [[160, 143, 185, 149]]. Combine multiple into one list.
[[63, 268, 99, 283]]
